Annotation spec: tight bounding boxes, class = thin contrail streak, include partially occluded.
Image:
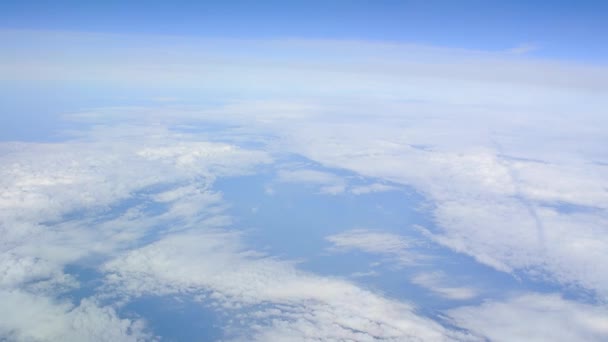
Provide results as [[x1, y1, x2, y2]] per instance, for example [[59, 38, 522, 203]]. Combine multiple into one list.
[[491, 139, 546, 253]]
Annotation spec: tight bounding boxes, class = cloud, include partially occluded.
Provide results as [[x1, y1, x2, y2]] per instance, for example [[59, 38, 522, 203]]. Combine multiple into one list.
[[0, 122, 465, 340], [276, 170, 398, 195], [447, 293, 608, 342], [102, 229, 468, 341], [411, 272, 477, 300], [3, 27, 608, 340], [274, 118, 608, 297], [326, 229, 416, 266], [277, 169, 346, 194], [2, 29, 607, 93], [0, 290, 150, 342], [350, 183, 398, 195], [0, 124, 271, 340], [507, 43, 538, 55], [277, 169, 340, 184]]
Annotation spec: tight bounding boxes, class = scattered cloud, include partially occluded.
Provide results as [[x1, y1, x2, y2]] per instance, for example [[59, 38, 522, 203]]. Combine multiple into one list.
[[0, 125, 271, 340], [103, 230, 468, 341], [280, 119, 608, 297]]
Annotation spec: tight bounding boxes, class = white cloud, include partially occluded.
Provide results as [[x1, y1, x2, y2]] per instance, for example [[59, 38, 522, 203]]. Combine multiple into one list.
[[274, 119, 608, 296], [0, 290, 150, 342], [326, 229, 416, 266], [507, 43, 538, 55], [447, 293, 608, 342], [0, 125, 271, 340], [351, 183, 398, 195], [277, 169, 346, 194], [276, 170, 397, 196], [411, 272, 477, 300], [423, 199, 608, 290], [3, 28, 608, 340], [103, 230, 468, 341], [350, 270, 379, 278], [277, 169, 339, 184], [2, 29, 607, 93], [0, 122, 465, 340]]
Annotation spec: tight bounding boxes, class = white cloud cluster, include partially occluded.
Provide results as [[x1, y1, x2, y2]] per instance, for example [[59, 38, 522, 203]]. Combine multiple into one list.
[[103, 230, 468, 341], [1, 123, 469, 341], [0, 125, 271, 340], [266, 112, 608, 297], [447, 293, 608, 342], [0, 290, 150, 342]]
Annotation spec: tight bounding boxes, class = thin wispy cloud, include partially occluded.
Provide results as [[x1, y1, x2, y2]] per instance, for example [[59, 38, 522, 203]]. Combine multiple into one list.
[[507, 43, 539, 55], [411, 272, 477, 300], [326, 229, 417, 266]]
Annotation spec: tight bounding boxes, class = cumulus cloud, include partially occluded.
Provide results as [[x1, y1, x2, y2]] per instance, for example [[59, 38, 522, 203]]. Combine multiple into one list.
[[447, 293, 608, 342]]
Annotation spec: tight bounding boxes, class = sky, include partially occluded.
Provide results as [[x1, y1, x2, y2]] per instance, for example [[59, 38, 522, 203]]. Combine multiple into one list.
[[1, 0, 607, 60], [1, 1, 608, 342]]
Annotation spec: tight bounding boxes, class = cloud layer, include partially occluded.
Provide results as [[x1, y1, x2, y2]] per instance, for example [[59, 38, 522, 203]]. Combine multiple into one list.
[[2, 29, 608, 340]]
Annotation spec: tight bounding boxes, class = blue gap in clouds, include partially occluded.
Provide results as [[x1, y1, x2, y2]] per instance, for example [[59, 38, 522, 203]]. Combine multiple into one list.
[[215, 154, 430, 262], [123, 294, 224, 341], [58, 264, 104, 301], [214, 153, 585, 313], [215, 155, 471, 311]]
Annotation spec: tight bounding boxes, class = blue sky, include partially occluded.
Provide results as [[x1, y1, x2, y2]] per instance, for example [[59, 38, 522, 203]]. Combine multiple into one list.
[[1, 1, 608, 341], [1, 0, 607, 61]]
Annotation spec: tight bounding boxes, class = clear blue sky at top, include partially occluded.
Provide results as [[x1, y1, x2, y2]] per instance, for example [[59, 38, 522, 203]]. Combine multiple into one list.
[[1, 0, 607, 62]]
